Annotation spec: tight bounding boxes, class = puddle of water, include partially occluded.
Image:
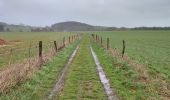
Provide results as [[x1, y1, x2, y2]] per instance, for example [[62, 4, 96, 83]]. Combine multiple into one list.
[[90, 47, 119, 100]]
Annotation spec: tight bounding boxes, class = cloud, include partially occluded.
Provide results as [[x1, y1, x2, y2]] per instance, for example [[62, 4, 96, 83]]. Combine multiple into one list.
[[0, 0, 170, 27]]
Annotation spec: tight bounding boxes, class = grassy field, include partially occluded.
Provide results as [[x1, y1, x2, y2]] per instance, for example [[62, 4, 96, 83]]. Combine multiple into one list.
[[92, 31, 170, 99], [94, 31, 170, 82], [0, 31, 170, 99], [0, 40, 79, 100], [93, 44, 155, 99], [0, 32, 72, 70]]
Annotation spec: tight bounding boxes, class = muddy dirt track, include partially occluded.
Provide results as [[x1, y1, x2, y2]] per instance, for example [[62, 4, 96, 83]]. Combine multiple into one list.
[[48, 36, 119, 100]]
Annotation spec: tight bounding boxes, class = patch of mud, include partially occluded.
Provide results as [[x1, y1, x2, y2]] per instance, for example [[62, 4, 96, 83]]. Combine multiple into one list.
[[0, 38, 7, 45], [90, 46, 119, 100]]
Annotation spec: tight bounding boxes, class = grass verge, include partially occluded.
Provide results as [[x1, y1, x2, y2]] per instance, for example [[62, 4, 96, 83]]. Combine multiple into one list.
[[92, 43, 161, 100], [0, 40, 79, 100]]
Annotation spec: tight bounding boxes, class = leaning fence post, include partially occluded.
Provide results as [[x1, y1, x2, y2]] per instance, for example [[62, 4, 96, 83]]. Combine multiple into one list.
[[54, 41, 57, 52], [107, 38, 109, 49], [122, 40, 125, 57]]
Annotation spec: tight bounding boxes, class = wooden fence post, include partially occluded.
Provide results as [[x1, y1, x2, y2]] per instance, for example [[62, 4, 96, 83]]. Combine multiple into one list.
[[92, 34, 94, 40], [96, 34, 97, 42], [122, 40, 125, 57], [69, 36, 70, 43], [39, 41, 42, 58], [101, 36, 102, 46], [54, 41, 57, 52], [39, 41, 43, 64], [97, 35, 99, 43], [107, 38, 109, 49], [97, 35, 98, 43], [73, 35, 74, 41], [28, 42, 32, 67], [63, 37, 65, 47]]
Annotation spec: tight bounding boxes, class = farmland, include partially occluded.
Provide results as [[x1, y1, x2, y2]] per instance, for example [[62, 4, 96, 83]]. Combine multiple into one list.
[[0, 31, 170, 100], [0, 40, 79, 99], [92, 30, 170, 99], [0, 32, 72, 70], [94, 31, 170, 83]]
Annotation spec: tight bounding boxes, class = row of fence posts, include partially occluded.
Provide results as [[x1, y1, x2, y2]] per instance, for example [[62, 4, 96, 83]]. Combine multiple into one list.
[[92, 34, 126, 57], [38, 34, 80, 65]]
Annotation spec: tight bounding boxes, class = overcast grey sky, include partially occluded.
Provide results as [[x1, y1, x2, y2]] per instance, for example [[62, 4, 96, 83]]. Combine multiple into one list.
[[0, 0, 170, 27]]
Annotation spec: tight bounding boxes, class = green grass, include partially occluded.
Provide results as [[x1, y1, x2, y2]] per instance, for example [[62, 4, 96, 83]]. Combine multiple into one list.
[[92, 43, 160, 100], [56, 36, 107, 99], [0, 40, 79, 100], [0, 32, 73, 70], [1, 31, 169, 99], [94, 31, 170, 82], [0, 32, 72, 40]]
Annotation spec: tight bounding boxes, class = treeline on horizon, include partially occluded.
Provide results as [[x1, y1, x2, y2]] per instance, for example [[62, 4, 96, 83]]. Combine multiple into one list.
[[131, 27, 170, 30], [0, 22, 170, 32]]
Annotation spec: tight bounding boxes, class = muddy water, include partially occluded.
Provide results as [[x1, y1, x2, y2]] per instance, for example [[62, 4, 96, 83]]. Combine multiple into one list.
[[90, 47, 119, 100]]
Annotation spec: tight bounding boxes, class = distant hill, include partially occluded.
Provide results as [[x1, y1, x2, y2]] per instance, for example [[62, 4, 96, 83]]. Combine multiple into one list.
[[51, 21, 94, 31], [0, 21, 118, 32], [1, 21, 170, 32], [0, 22, 8, 26], [51, 21, 117, 31], [51, 21, 170, 31]]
